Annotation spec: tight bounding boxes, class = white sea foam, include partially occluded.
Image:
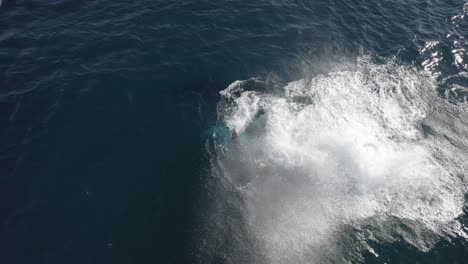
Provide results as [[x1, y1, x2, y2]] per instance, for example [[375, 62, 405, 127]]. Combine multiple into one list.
[[204, 56, 468, 263]]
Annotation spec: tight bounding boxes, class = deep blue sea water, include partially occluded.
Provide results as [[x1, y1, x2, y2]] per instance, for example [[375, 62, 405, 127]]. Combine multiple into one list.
[[1, 0, 468, 263]]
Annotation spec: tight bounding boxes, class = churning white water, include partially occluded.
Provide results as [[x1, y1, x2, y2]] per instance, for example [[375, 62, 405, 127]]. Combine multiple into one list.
[[201, 56, 468, 263]]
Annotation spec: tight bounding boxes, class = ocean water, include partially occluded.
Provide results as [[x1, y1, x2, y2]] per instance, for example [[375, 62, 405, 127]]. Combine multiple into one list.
[[1, 0, 468, 263]]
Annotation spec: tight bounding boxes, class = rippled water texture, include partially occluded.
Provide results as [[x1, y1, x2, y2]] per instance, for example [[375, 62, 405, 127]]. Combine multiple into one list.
[[1, 0, 468, 264]]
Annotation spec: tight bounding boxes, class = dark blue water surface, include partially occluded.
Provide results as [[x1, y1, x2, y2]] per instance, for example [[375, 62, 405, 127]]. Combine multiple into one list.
[[1, 0, 468, 263]]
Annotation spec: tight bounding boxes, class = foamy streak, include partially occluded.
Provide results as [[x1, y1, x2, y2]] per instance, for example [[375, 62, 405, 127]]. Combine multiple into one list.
[[206, 57, 468, 263]]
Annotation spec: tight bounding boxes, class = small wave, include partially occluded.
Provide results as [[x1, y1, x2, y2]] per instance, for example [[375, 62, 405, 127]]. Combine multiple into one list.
[[420, 3, 468, 104]]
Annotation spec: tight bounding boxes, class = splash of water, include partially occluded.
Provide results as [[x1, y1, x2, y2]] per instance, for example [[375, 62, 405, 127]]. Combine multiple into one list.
[[200, 56, 468, 263]]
